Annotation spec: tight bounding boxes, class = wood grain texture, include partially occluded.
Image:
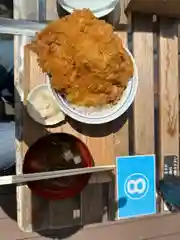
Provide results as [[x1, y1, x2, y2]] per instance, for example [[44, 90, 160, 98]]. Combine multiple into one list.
[[132, 15, 155, 155], [45, 0, 59, 20], [81, 184, 105, 225], [23, 47, 115, 167], [124, 0, 180, 18], [119, 0, 129, 25], [159, 19, 179, 177], [0, 218, 38, 240], [158, 18, 179, 211], [29, 2, 114, 232], [0, 213, 180, 240], [114, 31, 129, 157], [15, 32, 115, 232], [17, 185, 49, 232], [13, 0, 41, 233], [17, 213, 180, 240], [112, 30, 129, 220], [49, 195, 81, 228]]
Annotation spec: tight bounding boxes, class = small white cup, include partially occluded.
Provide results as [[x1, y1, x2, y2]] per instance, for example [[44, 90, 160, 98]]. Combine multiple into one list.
[[26, 84, 65, 126]]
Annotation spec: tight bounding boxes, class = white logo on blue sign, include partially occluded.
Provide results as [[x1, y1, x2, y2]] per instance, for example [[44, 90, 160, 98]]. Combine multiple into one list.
[[116, 155, 156, 219], [124, 173, 149, 200]]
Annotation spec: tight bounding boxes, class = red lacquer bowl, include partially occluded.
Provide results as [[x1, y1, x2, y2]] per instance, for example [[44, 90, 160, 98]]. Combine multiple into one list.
[[23, 133, 93, 200]]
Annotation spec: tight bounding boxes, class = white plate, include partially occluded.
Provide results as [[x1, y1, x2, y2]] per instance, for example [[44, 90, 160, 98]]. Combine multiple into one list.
[[26, 84, 65, 126], [48, 46, 138, 125], [58, 0, 119, 18]]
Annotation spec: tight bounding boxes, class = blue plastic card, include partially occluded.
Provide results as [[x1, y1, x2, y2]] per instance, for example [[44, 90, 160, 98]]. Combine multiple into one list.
[[116, 155, 156, 219]]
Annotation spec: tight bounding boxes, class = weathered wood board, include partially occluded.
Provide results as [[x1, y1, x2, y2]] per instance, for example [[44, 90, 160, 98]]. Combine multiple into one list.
[[15, 47, 114, 231], [23, 47, 115, 166], [14, 0, 115, 232], [132, 15, 155, 155], [13, 0, 180, 234], [158, 18, 179, 211], [123, 0, 180, 18]]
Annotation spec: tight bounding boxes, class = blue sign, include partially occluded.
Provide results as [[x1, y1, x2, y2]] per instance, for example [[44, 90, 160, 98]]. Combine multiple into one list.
[[116, 155, 156, 219]]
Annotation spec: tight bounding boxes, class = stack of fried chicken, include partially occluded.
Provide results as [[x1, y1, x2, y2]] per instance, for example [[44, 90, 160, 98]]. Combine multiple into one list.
[[27, 9, 134, 107]]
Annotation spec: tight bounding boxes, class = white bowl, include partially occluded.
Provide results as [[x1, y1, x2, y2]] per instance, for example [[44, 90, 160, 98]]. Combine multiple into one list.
[[48, 47, 138, 124], [58, 0, 119, 18], [26, 84, 65, 126]]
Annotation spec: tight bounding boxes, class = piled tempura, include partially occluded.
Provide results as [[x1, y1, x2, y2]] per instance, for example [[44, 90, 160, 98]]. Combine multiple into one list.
[[27, 9, 134, 107]]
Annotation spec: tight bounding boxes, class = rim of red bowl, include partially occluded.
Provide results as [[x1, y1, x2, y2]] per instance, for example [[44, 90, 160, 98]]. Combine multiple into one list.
[[23, 133, 93, 200]]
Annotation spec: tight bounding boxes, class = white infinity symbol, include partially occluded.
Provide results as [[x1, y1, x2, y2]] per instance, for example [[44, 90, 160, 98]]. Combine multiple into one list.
[[126, 178, 146, 194]]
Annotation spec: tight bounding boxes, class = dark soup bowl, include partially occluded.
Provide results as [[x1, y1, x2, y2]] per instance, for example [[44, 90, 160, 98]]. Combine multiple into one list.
[[23, 133, 93, 200]]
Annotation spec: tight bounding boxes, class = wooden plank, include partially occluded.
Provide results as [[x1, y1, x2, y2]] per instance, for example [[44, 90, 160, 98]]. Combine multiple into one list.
[[104, 0, 121, 27], [158, 18, 179, 211], [45, 1, 114, 229], [46, 0, 59, 20], [124, 0, 180, 18], [44, 2, 118, 228], [15, 213, 180, 240], [114, 31, 129, 157], [31, 194, 50, 231], [24, 49, 114, 178], [132, 15, 155, 155], [81, 184, 104, 225], [89, 172, 112, 184], [24, 47, 115, 167], [0, 218, 39, 240], [49, 195, 81, 228], [21, 233, 180, 240], [16, 185, 50, 232], [155, 235, 180, 240], [131, 14, 157, 211], [13, 0, 46, 233], [114, 117, 129, 156], [159, 18, 179, 176], [119, 0, 128, 25], [16, 46, 114, 232], [46, 0, 109, 231], [15, 3, 115, 232], [79, 29, 129, 227], [111, 30, 129, 220]]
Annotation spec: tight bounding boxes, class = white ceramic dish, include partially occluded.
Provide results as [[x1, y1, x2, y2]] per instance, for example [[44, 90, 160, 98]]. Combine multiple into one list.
[[48, 46, 138, 125], [26, 84, 65, 126], [58, 0, 119, 18]]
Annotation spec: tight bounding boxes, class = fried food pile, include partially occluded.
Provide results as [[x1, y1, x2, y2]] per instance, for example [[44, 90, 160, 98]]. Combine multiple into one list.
[[27, 9, 134, 107]]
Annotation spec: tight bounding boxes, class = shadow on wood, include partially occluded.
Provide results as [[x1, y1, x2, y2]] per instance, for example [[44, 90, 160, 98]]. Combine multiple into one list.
[[0, 185, 17, 221]]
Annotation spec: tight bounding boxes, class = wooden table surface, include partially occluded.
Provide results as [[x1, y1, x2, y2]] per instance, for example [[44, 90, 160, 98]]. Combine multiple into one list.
[[10, 0, 180, 238]]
